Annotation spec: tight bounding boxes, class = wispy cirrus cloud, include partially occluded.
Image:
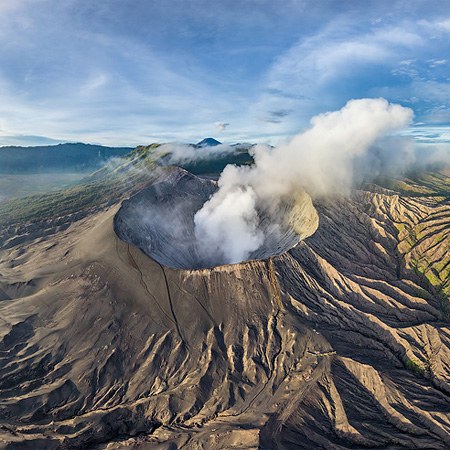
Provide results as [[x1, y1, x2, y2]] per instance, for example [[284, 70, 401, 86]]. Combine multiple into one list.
[[1, 1, 450, 146]]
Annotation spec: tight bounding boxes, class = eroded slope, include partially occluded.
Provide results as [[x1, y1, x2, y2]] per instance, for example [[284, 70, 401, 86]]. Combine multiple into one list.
[[0, 170, 448, 449]]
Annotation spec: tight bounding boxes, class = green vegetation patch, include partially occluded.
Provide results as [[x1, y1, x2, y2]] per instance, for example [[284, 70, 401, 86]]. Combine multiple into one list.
[[405, 358, 426, 377]]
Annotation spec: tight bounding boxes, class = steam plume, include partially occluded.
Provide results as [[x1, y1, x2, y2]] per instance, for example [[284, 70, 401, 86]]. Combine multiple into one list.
[[194, 98, 413, 264], [215, 122, 230, 132]]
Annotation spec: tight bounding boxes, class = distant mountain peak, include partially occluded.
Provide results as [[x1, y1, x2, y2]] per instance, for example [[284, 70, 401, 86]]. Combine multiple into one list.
[[196, 138, 222, 147]]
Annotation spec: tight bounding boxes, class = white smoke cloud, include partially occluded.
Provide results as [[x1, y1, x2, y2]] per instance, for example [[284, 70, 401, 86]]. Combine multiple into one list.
[[156, 142, 239, 164], [195, 186, 264, 265], [215, 121, 230, 132], [194, 98, 413, 265]]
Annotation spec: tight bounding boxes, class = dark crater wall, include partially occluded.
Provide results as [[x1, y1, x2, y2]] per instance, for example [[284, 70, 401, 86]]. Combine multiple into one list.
[[114, 168, 318, 269]]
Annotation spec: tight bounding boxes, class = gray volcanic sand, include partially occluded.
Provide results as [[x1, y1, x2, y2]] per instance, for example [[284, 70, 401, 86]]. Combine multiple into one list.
[[0, 169, 449, 449]]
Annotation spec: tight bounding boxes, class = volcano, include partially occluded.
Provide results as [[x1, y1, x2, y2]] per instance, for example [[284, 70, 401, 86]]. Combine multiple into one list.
[[0, 165, 449, 449], [114, 169, 318, 269], [196, 137, 222, 147]]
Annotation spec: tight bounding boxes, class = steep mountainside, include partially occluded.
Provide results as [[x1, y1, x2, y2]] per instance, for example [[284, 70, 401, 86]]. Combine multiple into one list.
[[0, 168, 448, 449]]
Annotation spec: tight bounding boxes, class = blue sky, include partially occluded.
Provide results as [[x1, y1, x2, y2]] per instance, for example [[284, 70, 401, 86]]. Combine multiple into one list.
[[1, 0, 450, 146]]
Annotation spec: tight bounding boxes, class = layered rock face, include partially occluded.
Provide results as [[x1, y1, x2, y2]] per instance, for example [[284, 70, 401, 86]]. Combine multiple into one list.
[[114, 169, 318, 269], [0, 169, 449, 449]]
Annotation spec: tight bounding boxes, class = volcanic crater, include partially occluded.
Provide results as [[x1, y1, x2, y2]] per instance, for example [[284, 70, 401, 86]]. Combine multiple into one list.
[[114, 168, 319, 269]]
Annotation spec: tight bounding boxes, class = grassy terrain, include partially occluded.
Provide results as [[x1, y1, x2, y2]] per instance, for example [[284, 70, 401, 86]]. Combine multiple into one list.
[[390, 169, 450, 199], [390, 169, 450, 298]]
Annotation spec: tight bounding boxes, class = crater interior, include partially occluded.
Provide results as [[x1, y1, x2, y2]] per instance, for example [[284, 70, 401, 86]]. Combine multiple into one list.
[[114, 169, 318, 269]]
